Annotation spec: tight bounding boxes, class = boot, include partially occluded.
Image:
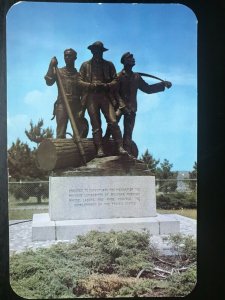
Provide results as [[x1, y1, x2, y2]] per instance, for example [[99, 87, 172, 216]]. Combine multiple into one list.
[[123, 140, 132, 155], [93, 129, 105, 158], [102, 125, 112, 143], [110, 123, 128, 156], [96, 145, 105, 158], [117, 141, 128, 155]]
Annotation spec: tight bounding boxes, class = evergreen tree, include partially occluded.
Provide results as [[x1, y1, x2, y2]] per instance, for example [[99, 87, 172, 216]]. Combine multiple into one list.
[[25, 119, 54, 144], [156, 159, 178, 193], [140, 149, 160, 175], [8, 139, 39, 180], [8, 119, 53, 203]]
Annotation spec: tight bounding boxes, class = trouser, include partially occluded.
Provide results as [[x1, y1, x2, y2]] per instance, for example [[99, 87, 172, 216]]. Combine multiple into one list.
[[55, 103, 69, 138], [86, 93, 124, 148], [55, 102, 85, 138], [104, 111, 136, 154], [123, 111, 136, 152]]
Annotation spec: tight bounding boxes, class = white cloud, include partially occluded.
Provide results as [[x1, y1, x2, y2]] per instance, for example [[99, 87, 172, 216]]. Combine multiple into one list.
[[7, 113, 30, 147], [163, 73, 197, 87], [142, 71, 197, 88], [7, 88, 57, 147], [139, 64, 197, 88], [136, 100, 197, 137], [23, 88, 57, 126], [24, 88, 56, 107]]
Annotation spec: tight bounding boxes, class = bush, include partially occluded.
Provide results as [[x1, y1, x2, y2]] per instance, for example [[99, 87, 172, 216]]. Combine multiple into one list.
[[165, 234, 197, 297], [167, 233, 197, 262], [68, 230, 154, 276], [73, 274, 167, 297], [10, 231, 196, 298], [156, 192, 197, 209], [168, 265, 197, 296], [10, 231, 156, 298]]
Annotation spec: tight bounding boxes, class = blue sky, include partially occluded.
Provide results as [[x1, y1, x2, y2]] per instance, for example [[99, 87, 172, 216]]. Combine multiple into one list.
[[6, 2, 197, 171]]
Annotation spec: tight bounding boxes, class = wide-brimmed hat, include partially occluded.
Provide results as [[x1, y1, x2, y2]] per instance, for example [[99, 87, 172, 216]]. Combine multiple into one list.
[[120, 52, 133, 64], [87, 41, 108, 52]]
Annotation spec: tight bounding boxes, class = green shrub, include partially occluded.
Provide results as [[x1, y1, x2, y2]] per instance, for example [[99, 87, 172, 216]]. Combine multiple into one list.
[[72, 274, 167, 298], [168, 265, 197, 296], [10, 231, 196, 298], [167, 233, 197, 262], [69, 230, 154, 276], [156, 192, 197, 209], [10, 230, 156, 298]]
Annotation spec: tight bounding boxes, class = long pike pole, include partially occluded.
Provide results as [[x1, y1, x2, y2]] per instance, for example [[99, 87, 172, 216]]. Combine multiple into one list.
[[54, 66, 87, 166]]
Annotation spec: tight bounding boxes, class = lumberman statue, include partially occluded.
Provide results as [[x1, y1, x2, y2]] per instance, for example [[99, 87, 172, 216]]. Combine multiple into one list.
[[44, 48, 87, 138], [104, 52, 172, 155], [78, 41, 127, 158]]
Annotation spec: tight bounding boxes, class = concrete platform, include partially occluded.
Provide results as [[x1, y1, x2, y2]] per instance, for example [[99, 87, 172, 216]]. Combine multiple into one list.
[[32, 213, 180, 241]]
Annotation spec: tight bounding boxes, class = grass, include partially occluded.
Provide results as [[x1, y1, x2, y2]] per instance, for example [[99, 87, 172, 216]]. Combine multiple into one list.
[[8, 202, 197, 221], [158, 209, 197, 220], [8, 195, 48, 208], [8, 196, 49, 220], [8, 193, 197, 221], [9, 208, 197, 221], [9, 208, 48, 220]]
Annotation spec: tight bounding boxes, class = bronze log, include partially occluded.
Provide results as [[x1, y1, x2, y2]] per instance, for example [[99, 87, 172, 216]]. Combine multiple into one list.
[[36, 138, 138, 171]]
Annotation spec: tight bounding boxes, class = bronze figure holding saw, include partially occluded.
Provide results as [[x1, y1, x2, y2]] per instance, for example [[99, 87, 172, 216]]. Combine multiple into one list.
[[103, 52, 172, 155]]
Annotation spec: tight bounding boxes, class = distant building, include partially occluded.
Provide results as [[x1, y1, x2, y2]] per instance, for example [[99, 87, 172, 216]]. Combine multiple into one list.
[[177, 171, 190, 192]]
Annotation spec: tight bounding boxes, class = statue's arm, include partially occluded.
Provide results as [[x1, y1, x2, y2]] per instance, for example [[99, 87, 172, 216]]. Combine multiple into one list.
[[44, 57, 58, 86], [109, 62, 118, 84], [77, 63, 93, 91], [138, 75, 166, 94]]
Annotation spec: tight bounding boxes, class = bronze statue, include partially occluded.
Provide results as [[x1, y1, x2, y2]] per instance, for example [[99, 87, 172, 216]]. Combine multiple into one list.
[[78, 41, 127, 158], [44, 48, 87, 139], [104, 52, 172, 155]]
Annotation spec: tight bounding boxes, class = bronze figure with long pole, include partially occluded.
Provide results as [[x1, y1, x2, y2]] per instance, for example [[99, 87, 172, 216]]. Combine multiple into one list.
[[54, 66, 87, 166]]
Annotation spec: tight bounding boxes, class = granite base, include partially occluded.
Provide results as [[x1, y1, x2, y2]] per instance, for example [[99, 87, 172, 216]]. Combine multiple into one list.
[[32, 213, 180, 241]]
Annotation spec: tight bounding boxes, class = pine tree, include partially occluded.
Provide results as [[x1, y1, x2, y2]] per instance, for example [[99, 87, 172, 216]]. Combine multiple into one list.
[[25, 119, 54, 144], [8, 119, 53, 203], [156, 159, 178, 193], [140, 149, 160, 175]]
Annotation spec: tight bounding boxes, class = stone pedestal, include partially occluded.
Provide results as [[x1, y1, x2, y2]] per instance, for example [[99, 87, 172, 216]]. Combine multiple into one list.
[[32, 171, 180, 241], [32, 213, 180, 241], [49, 176, 157, 220]]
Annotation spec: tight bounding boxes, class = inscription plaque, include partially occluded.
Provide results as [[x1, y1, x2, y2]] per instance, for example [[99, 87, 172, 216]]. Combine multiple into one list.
[[49, 176, 157, 220]]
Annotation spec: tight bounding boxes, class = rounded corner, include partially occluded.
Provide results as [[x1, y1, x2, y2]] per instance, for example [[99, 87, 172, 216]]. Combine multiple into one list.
[[9, 278, 29, 300], [177, 2, 199, 21], [6, 1, 23, 17], [183, 278, 198, 297]]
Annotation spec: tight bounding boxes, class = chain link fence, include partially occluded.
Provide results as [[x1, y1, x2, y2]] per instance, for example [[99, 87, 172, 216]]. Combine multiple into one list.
[[156, 178, 197, 194], [8, 179, 197, 204], [8, 181, 49, 203]]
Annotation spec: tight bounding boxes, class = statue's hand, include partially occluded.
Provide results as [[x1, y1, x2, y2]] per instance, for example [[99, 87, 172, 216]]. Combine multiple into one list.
[[115, 109, 122, 117], [164, 81, 172, 89], [89, 83, 98, 92], [95, 83, 109, 92], [120, 106, 131, 115], [50, 57, 58, 68], [78, 110, 84, 119]]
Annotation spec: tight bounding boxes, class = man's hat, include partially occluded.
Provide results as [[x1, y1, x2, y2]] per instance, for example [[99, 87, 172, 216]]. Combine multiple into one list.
[[87, 41, 108, 52], [121, 52, 133, 64]]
